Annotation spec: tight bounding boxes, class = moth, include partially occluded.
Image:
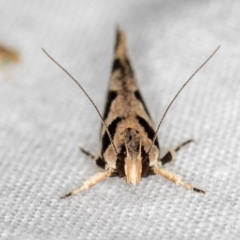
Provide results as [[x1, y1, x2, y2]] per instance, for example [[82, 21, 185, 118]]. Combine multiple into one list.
[[43, 29, 219, 199]]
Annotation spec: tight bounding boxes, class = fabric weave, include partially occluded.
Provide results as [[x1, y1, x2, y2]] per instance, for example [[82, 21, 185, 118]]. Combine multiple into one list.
[[0, 1, 240, 239]]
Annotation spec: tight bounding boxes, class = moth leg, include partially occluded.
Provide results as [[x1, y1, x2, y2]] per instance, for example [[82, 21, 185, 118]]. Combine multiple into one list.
[[60, 168, 115, 199], [160, 139, 195, 165], [79, 146, 95, 159], [152, 166, 205, 194]]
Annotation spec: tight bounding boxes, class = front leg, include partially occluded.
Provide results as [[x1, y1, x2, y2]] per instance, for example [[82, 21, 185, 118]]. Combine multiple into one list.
[[60, 168, 115, 199], [160, 139, 195, 165]]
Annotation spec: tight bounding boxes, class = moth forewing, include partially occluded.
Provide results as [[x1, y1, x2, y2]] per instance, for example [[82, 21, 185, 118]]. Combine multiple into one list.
[[43, 28, 219, 199]]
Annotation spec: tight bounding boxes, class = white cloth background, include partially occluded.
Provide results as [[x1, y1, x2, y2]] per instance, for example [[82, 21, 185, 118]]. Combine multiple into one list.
[[0, 1, 240, 239]]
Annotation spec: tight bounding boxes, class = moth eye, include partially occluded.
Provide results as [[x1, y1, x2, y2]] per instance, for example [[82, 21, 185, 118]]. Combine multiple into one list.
[[141, 151, 149, 177], [116, 159, 125, 177], [142, 152, 149, 163], [117, 151, 125, 162], [141, 158, 149, 177], [117, 144, 126, 161], [116, 145, 126, 176]]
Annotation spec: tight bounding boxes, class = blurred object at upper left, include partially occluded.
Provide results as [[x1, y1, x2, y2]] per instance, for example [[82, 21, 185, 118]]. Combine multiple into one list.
[[0, 44, 19, 64], [0, 43, 20, 80]]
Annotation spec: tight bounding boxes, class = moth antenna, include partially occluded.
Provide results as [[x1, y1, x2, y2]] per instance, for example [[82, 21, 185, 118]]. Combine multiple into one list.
[[147, 45, 220, 154], [42, 48, 118, 154]]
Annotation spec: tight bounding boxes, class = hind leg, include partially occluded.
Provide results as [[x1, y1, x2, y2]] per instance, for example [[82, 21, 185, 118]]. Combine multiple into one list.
[[152, 166, 205, 194]]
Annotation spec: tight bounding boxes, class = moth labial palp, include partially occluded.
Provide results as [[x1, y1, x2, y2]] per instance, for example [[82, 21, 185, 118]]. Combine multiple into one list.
[[43, 29, 220, 199]]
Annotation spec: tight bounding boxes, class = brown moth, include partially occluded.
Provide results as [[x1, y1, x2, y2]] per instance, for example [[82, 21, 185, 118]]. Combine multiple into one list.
[[43, 29, 219, 198]]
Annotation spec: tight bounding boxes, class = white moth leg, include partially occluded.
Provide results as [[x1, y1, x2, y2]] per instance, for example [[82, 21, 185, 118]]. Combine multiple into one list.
[[152, 166, 205, 194], [60, 168, 114, 199]]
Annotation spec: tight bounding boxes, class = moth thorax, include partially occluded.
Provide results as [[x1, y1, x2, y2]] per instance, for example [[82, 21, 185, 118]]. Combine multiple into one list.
[[116, 128, 149, 185]]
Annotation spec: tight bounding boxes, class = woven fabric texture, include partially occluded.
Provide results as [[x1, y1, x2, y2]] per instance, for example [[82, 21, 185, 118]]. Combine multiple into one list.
[[0, 1, 240, 239]]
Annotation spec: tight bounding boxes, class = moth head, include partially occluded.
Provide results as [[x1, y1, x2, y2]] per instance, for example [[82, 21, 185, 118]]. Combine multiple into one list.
[[116, 128, 149, 185]]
